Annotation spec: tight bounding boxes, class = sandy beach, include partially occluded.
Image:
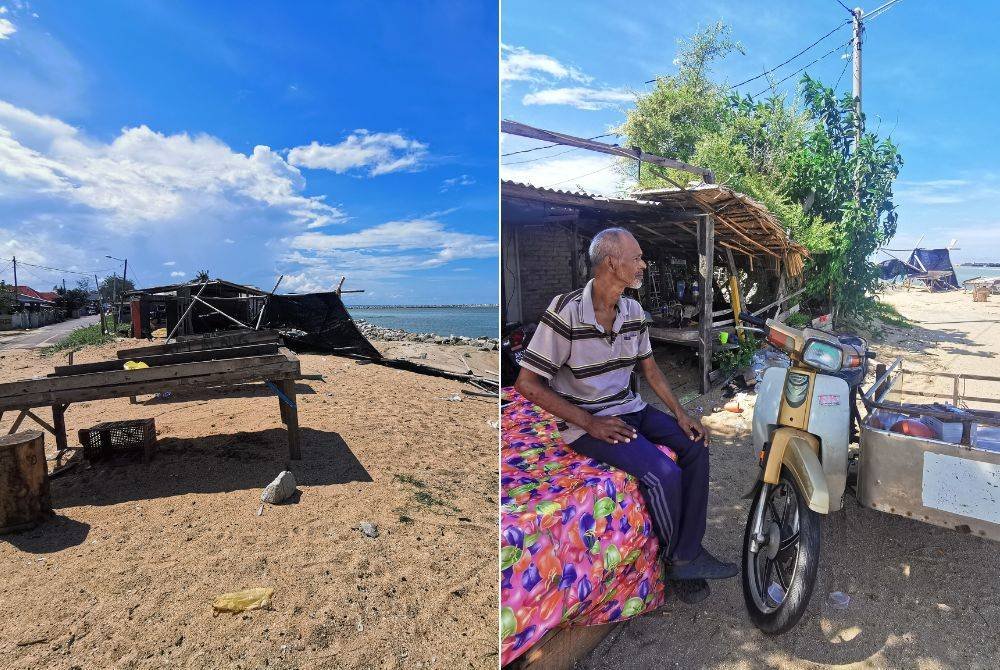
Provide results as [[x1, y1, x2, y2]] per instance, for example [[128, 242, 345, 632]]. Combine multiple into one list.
[[0, 335, 499, 669], [581, 289, 1000, 670]]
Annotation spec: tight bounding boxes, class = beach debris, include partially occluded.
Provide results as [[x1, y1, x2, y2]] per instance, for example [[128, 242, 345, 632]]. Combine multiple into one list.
[[260, 471, 297, 511], [724, 401, 743, 414], [828, 591, 851, 610], [359, 521, 379, 538], [123, 360, 149, 371], [438, 394, 463, 402], [212, 587, 274, 615], [488, 420, 499, 430]]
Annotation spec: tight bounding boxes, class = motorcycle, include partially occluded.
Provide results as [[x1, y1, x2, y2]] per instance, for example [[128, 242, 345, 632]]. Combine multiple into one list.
[[736, 311, 873, 633]]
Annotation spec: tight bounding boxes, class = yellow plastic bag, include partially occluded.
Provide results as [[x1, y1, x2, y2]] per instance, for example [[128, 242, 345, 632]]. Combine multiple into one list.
[[211, 587, 274, 615], [123, 361, 149, 370]]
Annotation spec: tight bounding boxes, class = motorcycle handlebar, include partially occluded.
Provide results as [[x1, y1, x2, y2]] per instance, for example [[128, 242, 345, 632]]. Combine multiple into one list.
[[738, 311, 768, 329]]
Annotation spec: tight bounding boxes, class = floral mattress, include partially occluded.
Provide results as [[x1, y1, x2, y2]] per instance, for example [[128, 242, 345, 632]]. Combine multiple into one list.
[[500, 388, 674, 666]]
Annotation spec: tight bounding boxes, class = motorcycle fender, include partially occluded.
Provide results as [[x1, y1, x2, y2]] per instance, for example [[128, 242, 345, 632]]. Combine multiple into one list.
[[764, 427, 830, 514]]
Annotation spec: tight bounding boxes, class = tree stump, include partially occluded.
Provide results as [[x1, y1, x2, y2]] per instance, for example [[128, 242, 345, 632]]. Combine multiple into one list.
[[0, 430, 52, 533]]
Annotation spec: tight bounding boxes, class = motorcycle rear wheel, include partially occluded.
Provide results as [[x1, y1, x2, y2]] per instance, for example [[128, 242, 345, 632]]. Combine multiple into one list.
[[741, 468, 821, 634]]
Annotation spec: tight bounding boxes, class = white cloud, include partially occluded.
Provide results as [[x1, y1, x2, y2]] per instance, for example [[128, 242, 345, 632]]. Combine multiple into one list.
[[287, 130, 428, 176], [224, 238, 235, 243], [170, 271, 186, 277], [522, 86, 633, 111], [440, 174, 475, 192], [163, 260, 176, 266], [501, 154, 624, 196], [0, 99, 345, 232], [501, 44, 590, 84], [0, 8, 14, 40]]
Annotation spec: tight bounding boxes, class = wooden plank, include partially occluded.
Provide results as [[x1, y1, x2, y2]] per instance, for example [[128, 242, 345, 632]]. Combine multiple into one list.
[[512, 623, 619, 670], [116, 329, 281, 359], [53, 343, 280, 376], [502, 120, 714, 181], [0, 361, 300, 412], [279, 378, 301, 460], [698, 214, 715, 393], [51, 404, 67, 457], [0, 352, 293, 399]]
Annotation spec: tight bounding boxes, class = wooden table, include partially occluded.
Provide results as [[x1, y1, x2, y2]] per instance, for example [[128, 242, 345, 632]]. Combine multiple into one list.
[[0, 336, 304, 461]]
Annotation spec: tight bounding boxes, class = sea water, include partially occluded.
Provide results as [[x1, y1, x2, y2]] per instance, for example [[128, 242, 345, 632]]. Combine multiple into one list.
[[954, 266, 1000, 285], [346, 305, 497, 338]]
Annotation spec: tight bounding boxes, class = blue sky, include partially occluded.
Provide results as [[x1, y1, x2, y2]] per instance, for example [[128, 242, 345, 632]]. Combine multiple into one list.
[[0, 1, 497, 305], [501, 0, 998, 264]]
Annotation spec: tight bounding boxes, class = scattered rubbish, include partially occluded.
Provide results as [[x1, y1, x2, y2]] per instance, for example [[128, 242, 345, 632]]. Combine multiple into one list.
[[260, 471, 297, 509], [212, 587, 274, 615], [767, 583, 786, 604], [828, 591, 850, 610], [359, 521, 379, 538], [438, 394, 463, 402], [488, 420, 499, 430], [412, 353, 428, 360], [724, 401, 743, 414], [750, 348, 791, 384], [123, 360, 149, 371], [156, 391, 173, 400]]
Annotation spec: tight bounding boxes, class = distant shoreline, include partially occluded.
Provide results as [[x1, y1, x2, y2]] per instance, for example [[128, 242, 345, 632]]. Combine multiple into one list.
[[345, 304, 498, 309], [959, 262, 1000, 268]]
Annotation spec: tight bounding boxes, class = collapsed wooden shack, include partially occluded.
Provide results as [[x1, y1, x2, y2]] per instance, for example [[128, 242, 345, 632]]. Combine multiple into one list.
[[502, 180, 809, 392]]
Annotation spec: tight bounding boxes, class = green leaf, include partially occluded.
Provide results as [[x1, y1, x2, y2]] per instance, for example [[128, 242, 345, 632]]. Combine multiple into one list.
[[534, 500, 562, 516], [501, 606, 517, 639], [593, 496, 615, 519], [622, 597, 645, 617], [500, 545, 522, 571], [604, 544, 622, 572]]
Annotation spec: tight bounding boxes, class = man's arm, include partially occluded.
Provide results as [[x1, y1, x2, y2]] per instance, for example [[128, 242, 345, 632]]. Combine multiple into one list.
[[638, 356, 709, 443], [514, 368, 637, 444]]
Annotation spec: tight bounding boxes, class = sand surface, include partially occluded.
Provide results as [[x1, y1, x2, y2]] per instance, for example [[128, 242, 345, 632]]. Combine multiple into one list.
[[582, 289, 1000, 670], [0, 337, 498, 669]]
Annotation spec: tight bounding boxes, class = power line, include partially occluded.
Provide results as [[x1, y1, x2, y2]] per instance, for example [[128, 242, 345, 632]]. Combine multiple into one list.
[[751, 38, 853, 98], [725, 19, 851, 89], [542, 160, 617, 189], [502, 145, 582, 165], [865, 0, 903, 21], [12, 259, 106, 277], [501, 132, 618, 158], [834, 0, 853, 13], [834, 47, 852, 91]]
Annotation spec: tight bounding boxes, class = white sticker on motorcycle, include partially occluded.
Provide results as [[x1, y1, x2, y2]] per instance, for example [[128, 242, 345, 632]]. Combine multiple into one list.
[[818, 394, 841, 406], [922, 452, 1000, 525]]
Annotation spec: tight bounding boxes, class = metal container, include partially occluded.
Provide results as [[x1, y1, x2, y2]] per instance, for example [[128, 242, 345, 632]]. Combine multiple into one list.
[[859, 360, 1000, 541]]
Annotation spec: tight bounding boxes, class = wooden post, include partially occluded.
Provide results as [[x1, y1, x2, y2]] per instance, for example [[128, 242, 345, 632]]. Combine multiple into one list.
[[278, 379, 301, 460], [51, 403, 68, 466], [0, 430, 51, 533], [698, 214, 715, 394], [725, 248, 744, 343]]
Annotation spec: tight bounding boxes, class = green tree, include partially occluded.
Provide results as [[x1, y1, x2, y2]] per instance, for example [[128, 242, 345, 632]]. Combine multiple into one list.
[[0, 280, 15, 312], [53, 279, 93, 314], [620, 23, 901, 324], [195, 270, 210, 282], [99, 276, 136, 303]]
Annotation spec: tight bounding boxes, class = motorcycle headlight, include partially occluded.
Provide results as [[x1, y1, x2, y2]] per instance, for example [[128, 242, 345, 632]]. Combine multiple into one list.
[[802, 339, 843, 373]]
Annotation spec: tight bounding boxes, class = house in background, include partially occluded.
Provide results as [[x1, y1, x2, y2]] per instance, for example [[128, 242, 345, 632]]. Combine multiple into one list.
[[0, 285, 61, 330]]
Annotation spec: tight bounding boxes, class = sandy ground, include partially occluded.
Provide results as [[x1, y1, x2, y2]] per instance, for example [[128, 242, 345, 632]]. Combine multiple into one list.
[[0, 337, 498, 669], [582, 289, 1000, 670]]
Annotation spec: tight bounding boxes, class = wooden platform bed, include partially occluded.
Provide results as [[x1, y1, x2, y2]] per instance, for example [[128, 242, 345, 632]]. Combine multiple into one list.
[[0, 330, 304, 463]]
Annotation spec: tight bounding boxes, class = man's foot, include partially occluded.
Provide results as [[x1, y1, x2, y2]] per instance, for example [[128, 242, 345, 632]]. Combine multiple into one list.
[[668, 578, 710, 604], [666, 547, 739, 580]]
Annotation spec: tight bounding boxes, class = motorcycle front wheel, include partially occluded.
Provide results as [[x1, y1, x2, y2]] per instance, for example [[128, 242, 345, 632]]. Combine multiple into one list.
[[741, 468, 821, 634]]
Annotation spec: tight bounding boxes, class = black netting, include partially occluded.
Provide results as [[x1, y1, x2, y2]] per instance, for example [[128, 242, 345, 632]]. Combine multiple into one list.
[[261, 292, 382, 359]]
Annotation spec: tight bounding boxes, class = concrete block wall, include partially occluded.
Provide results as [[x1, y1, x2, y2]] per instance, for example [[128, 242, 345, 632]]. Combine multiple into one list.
[[517, 224, 577, 325]]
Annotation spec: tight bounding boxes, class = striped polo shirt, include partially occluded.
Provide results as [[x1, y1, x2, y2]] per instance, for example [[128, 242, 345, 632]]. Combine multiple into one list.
[[520, 279, 653, 443]]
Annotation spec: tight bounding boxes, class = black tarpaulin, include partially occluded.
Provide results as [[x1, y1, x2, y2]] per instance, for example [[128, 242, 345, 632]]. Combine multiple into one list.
[[879, 258, 908, 280], [262, 292, 383, 359], [908, 249, 960, 288]]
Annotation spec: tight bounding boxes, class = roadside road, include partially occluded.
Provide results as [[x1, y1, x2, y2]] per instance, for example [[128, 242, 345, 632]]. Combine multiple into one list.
[[0, 314, 101, 351]]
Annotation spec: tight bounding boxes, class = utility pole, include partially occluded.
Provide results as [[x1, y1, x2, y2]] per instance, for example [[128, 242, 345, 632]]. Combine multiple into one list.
[[11, 256, 17, 296], [95, 273, 106, 335], [852, 7, 864, 150], [111, 272, 118, 332]]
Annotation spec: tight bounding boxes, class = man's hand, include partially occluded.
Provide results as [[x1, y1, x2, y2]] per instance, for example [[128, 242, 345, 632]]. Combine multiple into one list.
[[677, 412, 709, 444], [585, 415, 638, 444]]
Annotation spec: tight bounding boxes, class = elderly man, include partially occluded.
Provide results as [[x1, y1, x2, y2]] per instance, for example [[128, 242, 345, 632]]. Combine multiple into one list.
[[515, 227, 737, 603]]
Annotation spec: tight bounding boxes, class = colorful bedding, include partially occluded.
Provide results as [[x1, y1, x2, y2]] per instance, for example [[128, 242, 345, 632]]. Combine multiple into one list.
[[500, 388, 674, 666]]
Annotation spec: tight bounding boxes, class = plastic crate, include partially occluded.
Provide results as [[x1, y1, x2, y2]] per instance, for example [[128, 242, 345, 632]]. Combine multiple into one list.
[[78, 419, 156, 462]]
